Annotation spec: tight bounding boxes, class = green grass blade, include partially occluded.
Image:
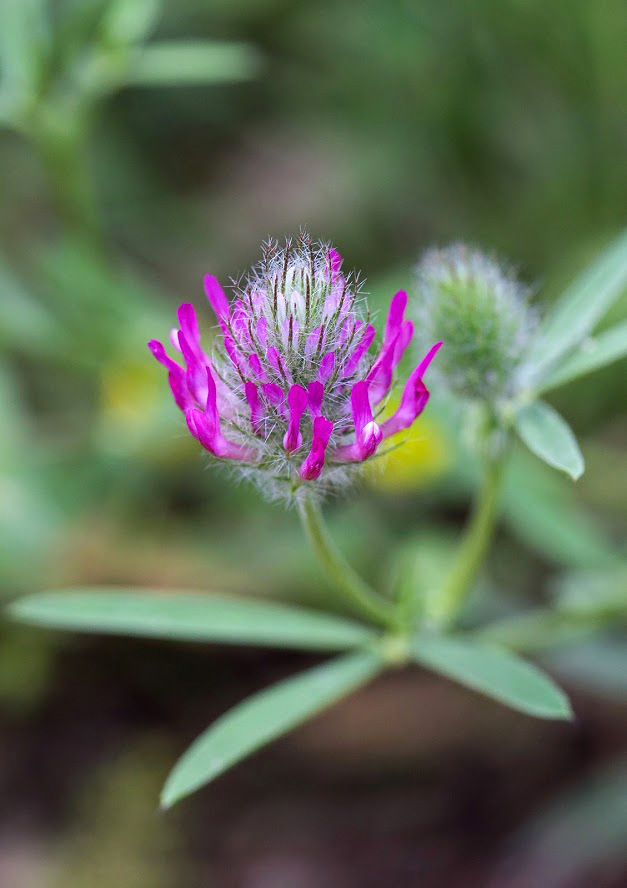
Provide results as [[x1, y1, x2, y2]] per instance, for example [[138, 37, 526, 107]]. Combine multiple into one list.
[[8, 589, 377, 651], [538, 319, 627, 392], [160, 651, 382, 807], [502, 447, 619, 568], [412, 635, 572, 719], [125, 41, 262, 87], [526, 229, 627, 382]]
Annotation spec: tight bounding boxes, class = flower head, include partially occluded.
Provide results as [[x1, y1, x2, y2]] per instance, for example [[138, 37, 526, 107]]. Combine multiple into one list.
[[149, 234, 441, 500], [413, 245, 535, 403]]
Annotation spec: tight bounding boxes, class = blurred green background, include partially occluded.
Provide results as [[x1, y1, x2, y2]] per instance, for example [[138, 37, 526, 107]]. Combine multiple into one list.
[[0, 0, 626, 885]]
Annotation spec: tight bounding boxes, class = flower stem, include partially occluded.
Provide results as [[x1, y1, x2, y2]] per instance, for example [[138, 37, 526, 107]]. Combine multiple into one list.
[[433, 450, 507, 626], [297, 495, 395, 629]]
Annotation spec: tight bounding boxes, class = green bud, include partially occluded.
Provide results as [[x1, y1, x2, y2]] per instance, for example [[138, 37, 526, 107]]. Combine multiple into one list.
[[413, 245, 535, 403]]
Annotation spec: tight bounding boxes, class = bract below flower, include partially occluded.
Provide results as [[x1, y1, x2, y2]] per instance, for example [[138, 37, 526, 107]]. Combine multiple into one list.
[[149, 235, 441, 500]]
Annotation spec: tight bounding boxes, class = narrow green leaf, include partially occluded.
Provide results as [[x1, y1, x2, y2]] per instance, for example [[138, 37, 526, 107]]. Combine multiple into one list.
[[9, 589, 377, 651], [161, 651, 381, 807], [502, 446, 619, 568], [526, 229, 627, 382], [124, 41, 262, 87], [0, 0, 50, 104], [514, 401, 584, 480], [538, 320, 627, 392], [100, 0, 161, 46], [474, 609, 593, 653], [412, 635, 572, 719], [555, 567, 627, 620]]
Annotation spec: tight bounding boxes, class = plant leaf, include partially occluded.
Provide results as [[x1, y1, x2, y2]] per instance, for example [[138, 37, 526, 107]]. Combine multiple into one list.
[[514, 401, 584, 480], [0, 0, 50, 110], [554, 567, 627, 620], [124, 41, 262, 87], [526, 229, 627, 383], [474, 609, 592, 653], [8, 589, 377, 651], [100, 0, 161, 47], [502, 446, 619, 568], [160, 651, 382, 807], [412, 635, 572, 719], [538, 320, 627, 392]]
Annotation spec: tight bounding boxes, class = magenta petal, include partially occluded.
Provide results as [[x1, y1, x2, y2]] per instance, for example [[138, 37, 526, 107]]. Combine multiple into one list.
[[168, 369, 191, 411], [379, 342, 442, 439], [379, 380, 429, 440], [351, 381, 372, 436], [415, 340, 443, 376], [204, 366, 219, 423], [204, 275, 230, 321], [332, 381, 382, 463], [301, 417, 334, 481], [148, 340, 182, 375], [245, 382, 264, 434], [366, 333, 399, 406], [338, 317, 354, 346], [329, 248, 342, 280], [177, 303, 200, 346], [331, 441, 361, 462], [224, 336, 245, 375], [267, 346, 291, 383], [248, 353, 268, 382], [384, 290, 407, 346], [283, 384, 308, 452], [308, 380, 324, 417], [341, 324, 376, 377], [262, 383, 287, 418], [365, 296, 415, 405], [318, 351, 335, 383], [232, 301, 252, 348], [350, 381, 382, 458], [186, 408, 258, 462], [393, 319, 414, 366], [176, 329, 199, 369], [185, 407, 203, 439], [305, 327, 326, 358], [360, 420, 383, 458], [256, 317, 268, 347], [174, 332, 213, 407]]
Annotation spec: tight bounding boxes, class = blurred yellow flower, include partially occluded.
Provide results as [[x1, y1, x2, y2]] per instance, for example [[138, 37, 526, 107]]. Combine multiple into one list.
[[99, 355, 195, 463], [101, 357, 161, 424], [367, 398, 452, 492]]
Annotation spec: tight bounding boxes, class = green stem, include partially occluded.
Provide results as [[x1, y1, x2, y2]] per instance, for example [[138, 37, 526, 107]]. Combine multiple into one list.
[[434, 450, 507, 626], [297, 495, 395, 629]]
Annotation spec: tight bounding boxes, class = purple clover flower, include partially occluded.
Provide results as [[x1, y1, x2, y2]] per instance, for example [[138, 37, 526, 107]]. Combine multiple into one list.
[[149, 236, 441, 499]]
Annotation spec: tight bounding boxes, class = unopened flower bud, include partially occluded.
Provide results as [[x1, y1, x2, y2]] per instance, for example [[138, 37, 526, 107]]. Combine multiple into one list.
[[413, 245, 534, 403]]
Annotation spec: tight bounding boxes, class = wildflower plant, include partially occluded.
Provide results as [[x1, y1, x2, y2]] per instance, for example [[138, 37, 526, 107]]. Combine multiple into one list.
[[10, 229, 627, 810], [148, 235, 441, 501]]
